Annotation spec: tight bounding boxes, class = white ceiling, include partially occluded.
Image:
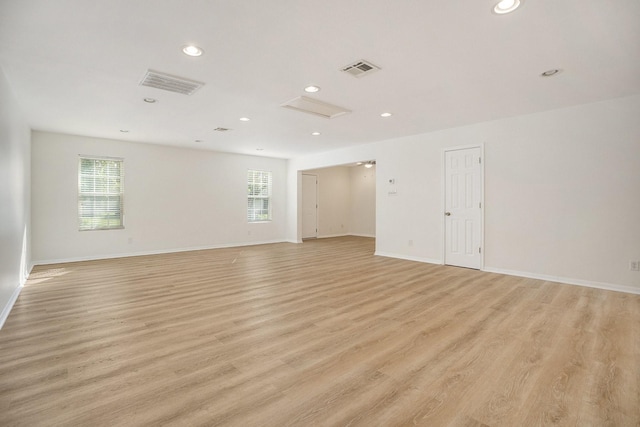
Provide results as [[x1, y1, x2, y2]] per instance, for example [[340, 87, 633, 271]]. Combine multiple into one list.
[[1, 0, 639, 159]]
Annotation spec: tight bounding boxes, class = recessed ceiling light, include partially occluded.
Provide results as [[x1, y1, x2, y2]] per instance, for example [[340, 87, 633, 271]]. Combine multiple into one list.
[[239, 117, 251, 122], [493, 0, 521, 14], [381, 112, 392, 117], [143, 97, 157, 103], [311, 132, 321, 136], [182, 45, 203, 57], [304, 85, 321, 93], [541, 69, 562, 77]]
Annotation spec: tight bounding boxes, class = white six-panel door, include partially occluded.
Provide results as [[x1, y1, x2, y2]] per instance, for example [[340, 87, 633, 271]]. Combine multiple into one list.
[[444, 147, 483, 269]]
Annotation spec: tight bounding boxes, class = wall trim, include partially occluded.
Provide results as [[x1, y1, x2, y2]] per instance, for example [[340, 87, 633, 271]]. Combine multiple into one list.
[[349, 233, 376, 238], [1, 264, 34, 330], [374, 252, 639, 295], [0, 284, 24, 330], [316, 233, 351, 239], [33, 239, 288, 266], [374, 251, 442, 265], [315, 233, 375, 239], [483, 267, 640, 295]]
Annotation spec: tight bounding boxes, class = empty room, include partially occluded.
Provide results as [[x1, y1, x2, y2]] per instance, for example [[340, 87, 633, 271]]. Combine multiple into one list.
[[1, 1, 639, 426]]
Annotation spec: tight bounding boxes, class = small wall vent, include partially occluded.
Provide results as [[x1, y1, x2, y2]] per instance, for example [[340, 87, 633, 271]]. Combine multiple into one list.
[[341, 60, 381, 78], [139, 70, 204, 95]]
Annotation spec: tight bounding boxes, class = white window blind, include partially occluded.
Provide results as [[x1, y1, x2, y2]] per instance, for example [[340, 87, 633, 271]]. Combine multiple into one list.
[[247, 170, 272, 222], [78, 156, 124, 230]]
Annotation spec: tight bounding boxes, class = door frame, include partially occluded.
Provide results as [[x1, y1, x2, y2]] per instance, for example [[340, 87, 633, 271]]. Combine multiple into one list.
[[441, 144, 485, 269]]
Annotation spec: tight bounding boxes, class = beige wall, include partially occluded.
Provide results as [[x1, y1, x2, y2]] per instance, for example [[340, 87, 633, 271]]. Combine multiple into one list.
[[302, 165, 376, 238], [349, 166, 376, 237]]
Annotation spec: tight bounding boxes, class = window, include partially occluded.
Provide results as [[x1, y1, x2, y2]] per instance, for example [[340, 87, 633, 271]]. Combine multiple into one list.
[[78, 156, 124, 230], [247, 170, 272, 222]]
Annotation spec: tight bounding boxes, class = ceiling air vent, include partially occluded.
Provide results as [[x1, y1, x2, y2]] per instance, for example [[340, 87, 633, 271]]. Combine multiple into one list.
[[213, 127, 231, 132], [280, 96, 351, 119], [139, 69, 204, 95], [341, 60, 381, 78]]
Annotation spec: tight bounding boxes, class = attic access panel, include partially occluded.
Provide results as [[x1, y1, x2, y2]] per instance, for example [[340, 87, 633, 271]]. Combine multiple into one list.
[[280, 96, 351, 119]]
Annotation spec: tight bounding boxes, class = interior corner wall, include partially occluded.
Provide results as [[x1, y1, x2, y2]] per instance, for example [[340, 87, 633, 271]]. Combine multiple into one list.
[[0, 68, 31, 327], [301, 165, 376, 239], [303, 167, 351, 238], [287, 94, 640, 292], [31, 131, 287, 263]]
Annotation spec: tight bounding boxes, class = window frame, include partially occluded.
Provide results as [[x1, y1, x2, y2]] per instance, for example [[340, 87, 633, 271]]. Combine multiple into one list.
[[247, 169, 272, 223], [78, 155, 125, 231]]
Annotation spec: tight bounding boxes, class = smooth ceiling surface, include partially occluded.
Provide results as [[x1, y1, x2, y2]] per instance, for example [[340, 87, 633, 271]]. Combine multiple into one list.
[[0, 0, 639, 158]]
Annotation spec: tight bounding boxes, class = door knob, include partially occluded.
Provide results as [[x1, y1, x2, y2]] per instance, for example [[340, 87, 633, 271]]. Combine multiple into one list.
[[445, 212, 451, 216]]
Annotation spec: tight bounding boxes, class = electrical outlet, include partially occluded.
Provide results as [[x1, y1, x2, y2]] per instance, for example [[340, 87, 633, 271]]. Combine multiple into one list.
[[630, 260, 640, 271]]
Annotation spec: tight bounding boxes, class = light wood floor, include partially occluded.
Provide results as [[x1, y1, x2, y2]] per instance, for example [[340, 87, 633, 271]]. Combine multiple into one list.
[[1, 237, 639, 426]]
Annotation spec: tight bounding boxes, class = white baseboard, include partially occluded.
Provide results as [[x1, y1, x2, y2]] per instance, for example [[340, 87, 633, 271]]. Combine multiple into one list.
[[349, 233, 376, 238], [316, 233, 350, 239], [314, 233, 375, 239], [31, 240, 640, 299], [27, 262, 35, 280], [33, 239, 288, 266], [483, 267, 640, 295], [374, 251, 442, 265], [373, 252, 639, 295], [0, 283, 24, 330]]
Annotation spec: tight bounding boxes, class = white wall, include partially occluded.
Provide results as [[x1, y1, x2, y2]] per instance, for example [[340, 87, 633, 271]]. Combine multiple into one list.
[[350, 166, 376, 237], [0, 68, 31, 327], [32, 132, 287, 263], [287, 94, 640, 292]]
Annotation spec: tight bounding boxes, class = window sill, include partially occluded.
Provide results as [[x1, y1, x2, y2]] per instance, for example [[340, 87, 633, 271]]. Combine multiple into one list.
[[79, 226, 125, 232]]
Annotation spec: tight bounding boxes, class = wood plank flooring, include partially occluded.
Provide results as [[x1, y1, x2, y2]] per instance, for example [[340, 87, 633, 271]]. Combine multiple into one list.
[[1, 236, 639, 426]]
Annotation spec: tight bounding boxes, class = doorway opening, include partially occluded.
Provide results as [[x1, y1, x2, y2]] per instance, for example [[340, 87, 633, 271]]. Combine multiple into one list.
[[301, 162, 376, 242]]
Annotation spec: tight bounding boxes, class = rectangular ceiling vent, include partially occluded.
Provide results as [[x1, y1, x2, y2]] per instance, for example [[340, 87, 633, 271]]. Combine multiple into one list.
[[341, 60, 381, 78], [280, 96, 351, 119], [139, 70, 204, 95]]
